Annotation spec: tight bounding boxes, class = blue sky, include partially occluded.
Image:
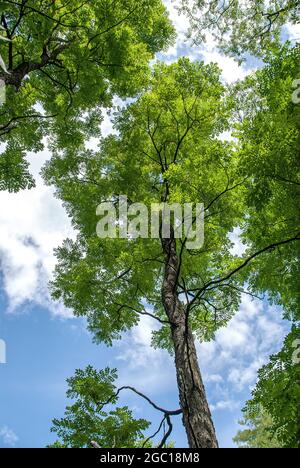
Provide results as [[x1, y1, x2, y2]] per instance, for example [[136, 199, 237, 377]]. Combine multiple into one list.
[[0, 0, 298, 449], [0, 283, 290, 448]]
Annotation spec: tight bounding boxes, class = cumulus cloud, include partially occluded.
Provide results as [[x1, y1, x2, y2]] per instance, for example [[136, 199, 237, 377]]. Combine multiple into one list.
[[0, 426, 18, 447], [200, 48, 250, 83], [198, 295, 289, 406], [285, 23, 300, 44], [161, 0, 251, 83], [0, 105, 118, 317], [116, 315, 176, 395], [0, 150, 74, 317], [211, 400, 241, 413]]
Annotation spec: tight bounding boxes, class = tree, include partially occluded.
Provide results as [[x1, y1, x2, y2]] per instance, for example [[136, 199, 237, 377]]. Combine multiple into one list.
[[180, 0, 299, 59], [44, 58, 241, 448], [233, 45, 300, 449], [233, 406, 282, 449], [241, 327, 300, 448], [0, 0, 174, 191], [49, 366, 152, 448], [235, 45, 300, 321], [44, 57, 300, 448]]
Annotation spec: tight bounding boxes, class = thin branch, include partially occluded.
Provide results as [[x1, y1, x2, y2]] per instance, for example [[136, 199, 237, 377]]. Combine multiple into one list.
[[99, 386, 182, 417], [142, 416, 166, 448], [158, 415, 173, 448], [114, 302, 172, 326], [187, 232, 300, 310]]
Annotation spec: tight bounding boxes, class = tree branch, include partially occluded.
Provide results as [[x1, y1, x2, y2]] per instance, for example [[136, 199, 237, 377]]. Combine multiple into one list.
[[187, 232, 300, 310], [99, 385, 182, 416]]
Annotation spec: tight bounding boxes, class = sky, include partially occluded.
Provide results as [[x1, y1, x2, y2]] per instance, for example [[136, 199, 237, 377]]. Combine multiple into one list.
[[0, 0, 299, 449]]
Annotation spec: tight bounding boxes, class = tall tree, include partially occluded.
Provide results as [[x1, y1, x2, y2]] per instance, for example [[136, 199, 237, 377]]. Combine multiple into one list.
[[180, 0, 299, 59], [44, 58, 300, 448], [0, 0, 174, 191]]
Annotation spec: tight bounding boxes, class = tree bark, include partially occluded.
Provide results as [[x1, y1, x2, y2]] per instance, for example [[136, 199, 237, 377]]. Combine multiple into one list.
[[161, 234, 219, 449]]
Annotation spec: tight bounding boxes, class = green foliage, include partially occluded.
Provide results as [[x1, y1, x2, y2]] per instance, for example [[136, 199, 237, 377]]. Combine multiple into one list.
[[44, 58, 246, 349], [180, 0, 299, 59], [235, 45, 300, 322], [234, 406, 282, 449], [232, 48, 300, 449], [49, 366, 150, 448], [0, 0, 174, 191], [243, 327, 300, 448]]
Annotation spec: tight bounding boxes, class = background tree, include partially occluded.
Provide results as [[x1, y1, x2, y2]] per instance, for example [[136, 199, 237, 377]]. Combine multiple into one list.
[[0, 0, 174, 191], [180, 0, 299, 59], [235, 45, 300, 323], [240, 327, 300, 448], [232, 45, 300, 449], [233, 406, 282, 449]]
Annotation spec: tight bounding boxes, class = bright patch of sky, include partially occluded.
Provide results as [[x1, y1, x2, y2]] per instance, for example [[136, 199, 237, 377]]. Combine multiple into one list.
[[0, 425, 19, 447]]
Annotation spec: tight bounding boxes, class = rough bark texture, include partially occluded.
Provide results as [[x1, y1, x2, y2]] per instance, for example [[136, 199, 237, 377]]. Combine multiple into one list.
[[161, 233, 219, 448]]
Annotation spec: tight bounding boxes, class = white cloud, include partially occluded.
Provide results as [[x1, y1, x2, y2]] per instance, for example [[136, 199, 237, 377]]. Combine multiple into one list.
[[217, 320, 251, 351], [285, 22, 300, 44], [0, 149, 74, 317], [194, 296, 289, 419], [227, 358, 265, 391], [0, 103, 118, 317], [205, 374, 223, 384], [163, 0, 190, 47], [229, 228, 248, 256], [198, 295, 289, 402], [211, 399, 241, 413], [218, 131, 236, 142], [0, 426, 18, 447], [201, 49, 249, 83], [116, 315, 176, 395], [162, 0, 251, 83]]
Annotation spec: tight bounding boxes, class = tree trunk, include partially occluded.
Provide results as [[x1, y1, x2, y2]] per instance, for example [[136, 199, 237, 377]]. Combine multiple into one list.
[[161, 234, 219, 449], [171, 312, 218, 448]]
